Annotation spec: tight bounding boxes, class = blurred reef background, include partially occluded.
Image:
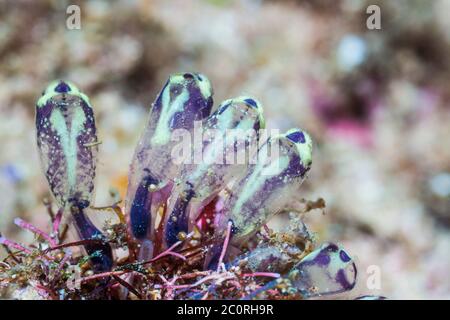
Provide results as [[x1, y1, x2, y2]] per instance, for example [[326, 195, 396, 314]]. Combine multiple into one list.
[[0, 0, 449, 299]]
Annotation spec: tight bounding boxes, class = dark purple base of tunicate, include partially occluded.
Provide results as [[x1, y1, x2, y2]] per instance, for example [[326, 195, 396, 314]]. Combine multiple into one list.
[[71, 203, 113, 273], [129, 171, 160, 240], [165, 186, 195, 246], [203, 242, 224, 271]]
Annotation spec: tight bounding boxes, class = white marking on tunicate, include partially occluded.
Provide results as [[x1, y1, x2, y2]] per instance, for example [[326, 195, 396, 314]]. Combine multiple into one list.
[[328, 249, 348, 278], [284, 128, 313, 167], [37, 81, 92, 108], [232, 147, 289, 217], [49, 106, 86, 193], [196, 74, 212, 99], [151, 84, 189, 146], [189, 100, 260, 184]]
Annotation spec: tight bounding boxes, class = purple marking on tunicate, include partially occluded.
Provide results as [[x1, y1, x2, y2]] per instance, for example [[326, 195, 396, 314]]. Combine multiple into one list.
[[209, 100, 262, 134], [244, 98, 258, 108], [36, 101, 67, 207], [36, 100, 54, 125], [257, 153, 308, 197], [71, 207, 113, 272], [169, 80, 213, 131], [74, 99, 98, 201], [326, 243, 339, 251], [130, 172, 159, 239], [286, 131, 306, 143], [150, 80, 169, 116], [217, 101, 233, 115], [165, 186, 196, 246], [55, 81, 71, 93], [340, 250, 351, 262], [335, 268, 356, 291], [204, 241, 224, 271], [314, 251, 331, 266], [229, 152, 309, 238]]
